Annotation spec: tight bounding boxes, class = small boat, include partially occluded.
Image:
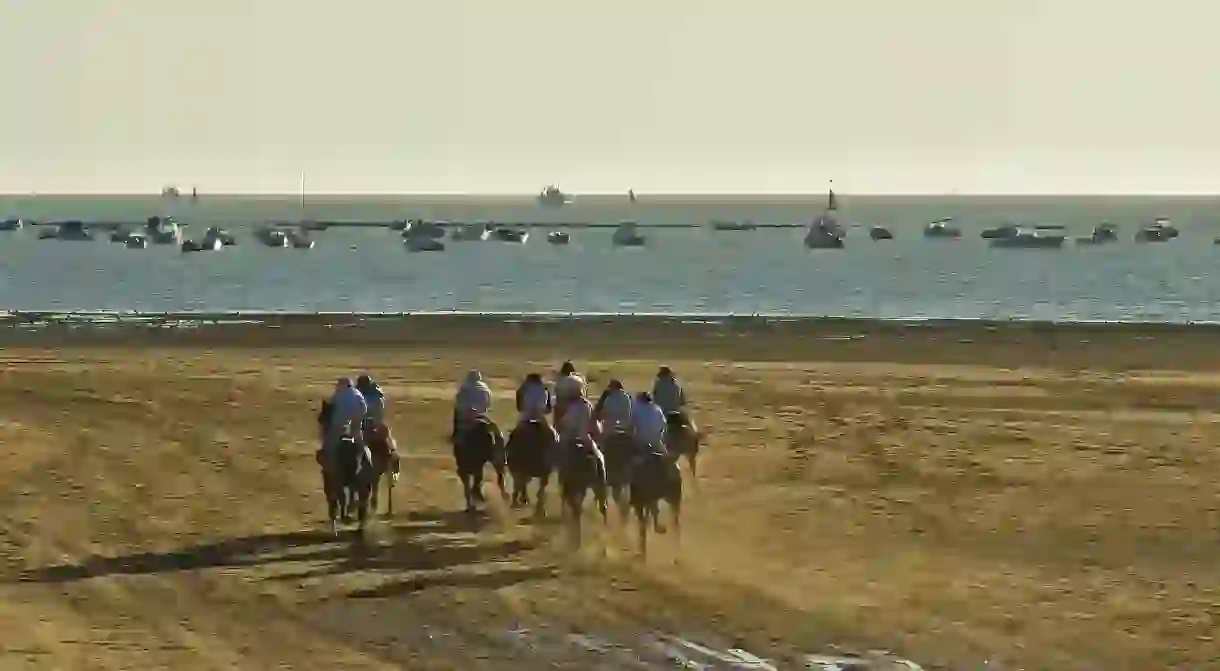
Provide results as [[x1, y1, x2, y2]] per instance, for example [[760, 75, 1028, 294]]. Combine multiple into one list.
[[110, 228, 133, 243], [536, 184, 573, 208], [405, 235, 445, 252], [124, 233, 149, 249], [202, 227, 237, 246], [547, 231, 571, 245], [612, 221, 646, 247], [989, 226, 1065, 249], [399, 219, 446, 238], [981, 223, 1019, 239], [711, 220, 758, 231], [1076, 222, 1118, 245], [42, 220, 93, 241], [0, 218, 25, 231], [804, 213, 845, 249], [451, 222, 492, 241], [491, 227, 529, 243], [181, 236, 222, 252], [287, 228, 314, 249], [924, 218, 962, 239], [144, 216, 182, 245], [255, 226, 289, 247], [869, 225, 893, 240], [1134, 217, 1179, 243], [162, 185, 181, 199]]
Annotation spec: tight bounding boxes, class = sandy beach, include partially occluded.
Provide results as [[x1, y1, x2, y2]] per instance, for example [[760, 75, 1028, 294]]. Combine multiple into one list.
[[1, 315, 1217, 669]]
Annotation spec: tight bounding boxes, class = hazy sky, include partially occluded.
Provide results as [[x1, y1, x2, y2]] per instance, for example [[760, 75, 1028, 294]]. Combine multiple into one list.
[[0, 1, 1216, 194]]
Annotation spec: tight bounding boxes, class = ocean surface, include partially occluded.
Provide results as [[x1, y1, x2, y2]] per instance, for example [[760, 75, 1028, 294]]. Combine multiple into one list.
[[3, 194, 1220, 322]]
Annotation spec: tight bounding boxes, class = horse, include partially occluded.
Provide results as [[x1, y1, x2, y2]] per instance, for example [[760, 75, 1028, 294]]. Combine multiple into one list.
[[600, 426, 636, 520], [317, 434, 376, 537], [505, 419, 556, 517], [665, 411, 701, 481], [629, 446, 683, 559], [559, 436, 609, 549], [453, 415, 502, 513], [363, 419, 401, 517]]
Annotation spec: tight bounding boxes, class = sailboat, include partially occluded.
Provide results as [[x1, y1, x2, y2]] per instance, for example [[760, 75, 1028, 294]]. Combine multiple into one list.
[[804, 181, 845, 248], [288, 172, 315, 248]]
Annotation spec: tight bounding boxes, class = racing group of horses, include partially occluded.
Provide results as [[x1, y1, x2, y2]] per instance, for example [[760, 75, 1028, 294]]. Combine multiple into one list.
[[320, 411, 701, 557]]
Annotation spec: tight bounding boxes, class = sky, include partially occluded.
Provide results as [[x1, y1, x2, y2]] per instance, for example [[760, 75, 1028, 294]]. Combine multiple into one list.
[[0, 1, 1216, 195]]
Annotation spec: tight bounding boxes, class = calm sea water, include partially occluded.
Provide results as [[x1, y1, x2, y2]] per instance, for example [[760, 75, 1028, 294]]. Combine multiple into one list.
[[3, 194, 1220, 322]]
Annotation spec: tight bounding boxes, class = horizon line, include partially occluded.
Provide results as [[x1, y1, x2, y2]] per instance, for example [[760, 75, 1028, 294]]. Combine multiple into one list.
[[3, 191, 1220, 199]]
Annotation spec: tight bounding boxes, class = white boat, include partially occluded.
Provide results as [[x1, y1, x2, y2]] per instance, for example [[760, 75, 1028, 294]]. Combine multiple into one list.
[[255, 227, 289, 247], [612, 221, 645, 246], [406, 236, 445, 252], [144, 216, 182, 245], [451, 222, 492, 241], [1076, 222, 1118, 245], [124, 233, 149, 249], [287, 228, 314, 249], [547, 231, 570, 245], [491, 227, 529, 243], [924, 218, 962, 239], [537, 185, 573, 208], [989, 225, 1065, 249], [0, 218, 24, 231]]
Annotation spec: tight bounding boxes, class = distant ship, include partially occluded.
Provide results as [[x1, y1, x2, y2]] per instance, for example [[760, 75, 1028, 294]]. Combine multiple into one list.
[[537, 185, 573, 208], [162, 185, 180, 199]]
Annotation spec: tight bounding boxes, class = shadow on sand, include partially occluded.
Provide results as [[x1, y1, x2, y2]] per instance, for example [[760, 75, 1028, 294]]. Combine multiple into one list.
[[7, 508, 515, 586]]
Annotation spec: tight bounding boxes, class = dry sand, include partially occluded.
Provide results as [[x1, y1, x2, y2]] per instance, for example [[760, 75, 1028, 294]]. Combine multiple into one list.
[[1, 316, 1218, 669]]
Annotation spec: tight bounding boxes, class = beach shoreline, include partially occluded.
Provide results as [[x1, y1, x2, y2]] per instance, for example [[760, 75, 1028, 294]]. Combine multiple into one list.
[[4, 310, 1219, 369]]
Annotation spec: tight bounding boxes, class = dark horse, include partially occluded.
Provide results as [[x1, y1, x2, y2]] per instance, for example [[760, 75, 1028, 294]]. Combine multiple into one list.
[[600, 427, 636, 520], [505, 419, 556, 517], [666, 411, 701, 481], [317, 435, 375, 537], [454, 416, 504, 513], [363, 419, 401, 517], [559, 437, 609, 549], [629, 447, 683, 559]]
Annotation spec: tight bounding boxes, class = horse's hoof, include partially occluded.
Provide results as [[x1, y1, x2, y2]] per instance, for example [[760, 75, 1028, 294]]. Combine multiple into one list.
[[655, 524, 667, 535]]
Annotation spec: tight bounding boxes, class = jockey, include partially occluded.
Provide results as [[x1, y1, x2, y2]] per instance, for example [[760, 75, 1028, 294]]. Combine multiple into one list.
[[355, 374, 386, 426], [452, 369, 492, 443], [629, 390, 667, 459], [326, 377, 368, 454], [652, 365, 696, 431], [594, 378, 633, 433], [552, 360, 585, 429], [557, 377, 606, 477], [515, 372, 557, 439]]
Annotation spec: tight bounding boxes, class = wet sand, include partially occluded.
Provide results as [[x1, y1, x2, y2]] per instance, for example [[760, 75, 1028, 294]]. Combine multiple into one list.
[[1, 315, 1217, 669]]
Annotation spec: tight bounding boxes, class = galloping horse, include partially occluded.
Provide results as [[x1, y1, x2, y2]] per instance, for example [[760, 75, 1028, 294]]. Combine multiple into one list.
[[453, 414, 503, 513], [559, 436, 609, 549], [318, 434, 376, 537], [665, 412, 701, 481], [362, 419, 401, 517], [600, 427, 636, 520], [629, 446, 683, 559], [505, 419, 556, 517]]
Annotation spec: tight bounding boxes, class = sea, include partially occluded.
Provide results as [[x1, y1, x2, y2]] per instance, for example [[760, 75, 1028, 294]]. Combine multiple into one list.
[[3, 194, 1220, 323]]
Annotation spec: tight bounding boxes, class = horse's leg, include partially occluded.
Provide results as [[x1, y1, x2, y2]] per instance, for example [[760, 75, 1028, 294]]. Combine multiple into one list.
[[634, 504, 648, 559], [687, 448, 699, 485], [472, 463, 486, 504], [669, 494, 682, 550], [460, 472, 474, 513], [535, 474, 550, 519], [385, 472, 394, 518], [651, 501, 665, 534]]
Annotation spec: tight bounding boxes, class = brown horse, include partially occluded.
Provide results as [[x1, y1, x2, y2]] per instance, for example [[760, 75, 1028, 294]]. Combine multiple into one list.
[[600, 427, 636, 521], [317, 435, 376, 537], [629, 447, 683, 559], [665, 411, 701, 481], [559, 437, 609, 550], [363, 419, 401, 517], [506, 419, 556, 517], [454, 416, 502, 513]]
